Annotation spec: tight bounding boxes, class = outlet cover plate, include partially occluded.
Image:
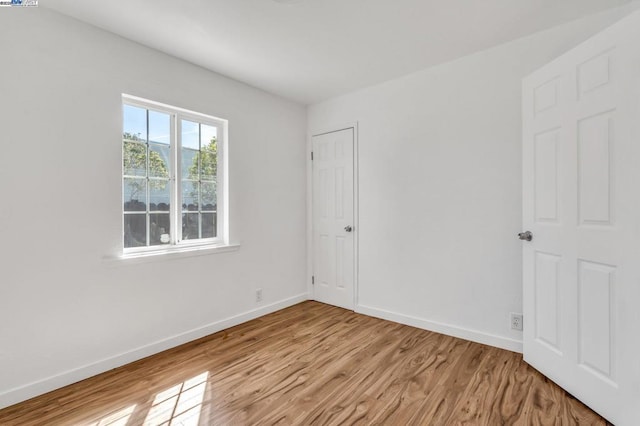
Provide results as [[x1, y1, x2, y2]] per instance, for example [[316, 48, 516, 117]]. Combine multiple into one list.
[[511, 313, 523, 331]]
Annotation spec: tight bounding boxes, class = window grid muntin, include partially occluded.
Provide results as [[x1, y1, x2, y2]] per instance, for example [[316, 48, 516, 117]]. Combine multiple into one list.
[[178, 120, 219, 242], [145, 108, 150, 247], [198, 123, 202, 239], [123, 96, 225, 253]]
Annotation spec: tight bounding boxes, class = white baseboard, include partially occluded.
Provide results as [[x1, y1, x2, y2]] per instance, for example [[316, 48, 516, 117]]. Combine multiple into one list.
[[0, 293, 308, 410], [355, 304, 523, 353]]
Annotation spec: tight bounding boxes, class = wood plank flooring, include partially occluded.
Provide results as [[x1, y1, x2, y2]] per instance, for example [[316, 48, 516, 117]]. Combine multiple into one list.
[[0, 301, 607, 425]]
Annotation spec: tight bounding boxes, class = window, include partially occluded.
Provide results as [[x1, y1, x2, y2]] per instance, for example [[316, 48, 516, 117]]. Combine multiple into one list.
[[122, 95, 227, 253]]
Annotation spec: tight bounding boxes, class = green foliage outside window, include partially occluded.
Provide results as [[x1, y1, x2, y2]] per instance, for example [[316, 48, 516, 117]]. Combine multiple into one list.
[[188, 137, 217, 206], [123, 132, 169, 201]]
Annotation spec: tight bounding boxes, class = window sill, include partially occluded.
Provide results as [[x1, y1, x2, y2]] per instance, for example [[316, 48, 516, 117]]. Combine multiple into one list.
[[103, 243, 241, 266]]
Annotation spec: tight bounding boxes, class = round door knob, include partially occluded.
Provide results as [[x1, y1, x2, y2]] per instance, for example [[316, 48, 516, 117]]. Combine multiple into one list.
[[518, 231, 533, 241], [344, 226, 353, 232]]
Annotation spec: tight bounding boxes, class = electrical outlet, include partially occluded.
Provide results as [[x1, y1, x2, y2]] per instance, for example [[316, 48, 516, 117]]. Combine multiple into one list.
[[256, 288, 263, 303], [511, 313, 523, 331]]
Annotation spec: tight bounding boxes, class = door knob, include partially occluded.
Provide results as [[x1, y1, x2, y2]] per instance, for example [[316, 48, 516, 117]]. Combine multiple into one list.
[[518, 231, 533, 241], [344, 226, 353, 232]]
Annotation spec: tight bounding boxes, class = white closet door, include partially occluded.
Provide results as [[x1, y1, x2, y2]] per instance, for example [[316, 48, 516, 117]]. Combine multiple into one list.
[[312, 128, 355, 310]]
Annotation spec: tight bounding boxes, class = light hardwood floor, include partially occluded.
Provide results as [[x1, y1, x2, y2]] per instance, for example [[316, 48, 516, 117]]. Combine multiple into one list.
[[0, 301, 607, 425]]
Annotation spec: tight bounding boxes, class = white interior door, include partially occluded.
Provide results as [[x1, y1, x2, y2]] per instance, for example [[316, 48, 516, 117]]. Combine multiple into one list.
[[522, 11, 640, 425], [312, 128, 355, 310]]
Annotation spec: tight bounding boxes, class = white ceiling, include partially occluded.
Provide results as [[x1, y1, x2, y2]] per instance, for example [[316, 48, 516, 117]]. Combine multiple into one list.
[[44, 0, 632, 105]]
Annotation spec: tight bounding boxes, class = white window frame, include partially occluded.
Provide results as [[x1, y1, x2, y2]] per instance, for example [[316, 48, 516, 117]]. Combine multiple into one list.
[[122, 94, 229, 255]]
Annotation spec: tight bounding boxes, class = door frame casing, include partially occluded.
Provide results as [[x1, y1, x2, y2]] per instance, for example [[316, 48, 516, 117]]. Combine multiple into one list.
[[307, 122, 359, 309]]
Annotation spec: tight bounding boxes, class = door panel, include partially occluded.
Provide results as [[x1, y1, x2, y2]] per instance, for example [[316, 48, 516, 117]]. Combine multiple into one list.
[[577, 111, 614, 225], [577, 260, 615, 381], [534, 129, 560, 222], [312, 128, 355, 309], [522, 10, 640, 425], [534, 251, 561, 352]]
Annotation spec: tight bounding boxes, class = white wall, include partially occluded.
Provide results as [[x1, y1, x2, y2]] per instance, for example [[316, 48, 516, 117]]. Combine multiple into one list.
[[308, 4, 639, 352], [0, 8, 307, 408]]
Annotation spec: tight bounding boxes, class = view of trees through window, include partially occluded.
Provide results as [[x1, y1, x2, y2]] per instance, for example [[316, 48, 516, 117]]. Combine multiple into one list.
[[123, 104, 218, 249]]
